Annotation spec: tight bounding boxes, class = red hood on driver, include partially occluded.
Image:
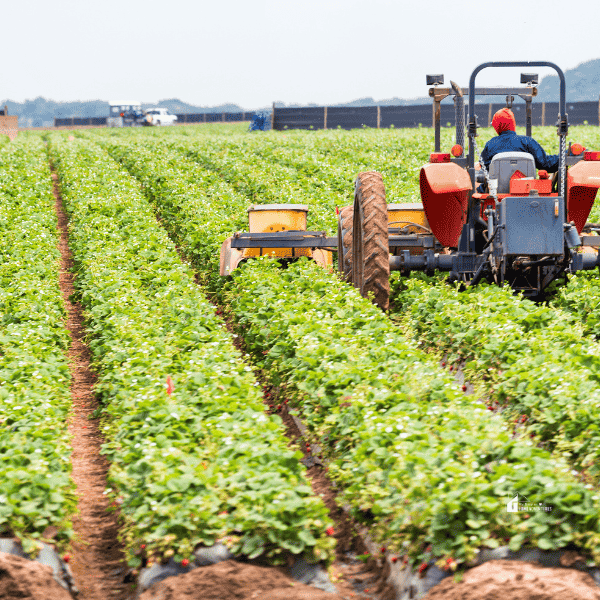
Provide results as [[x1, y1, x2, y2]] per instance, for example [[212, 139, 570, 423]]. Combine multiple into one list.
[[492, 108, 516, 134]]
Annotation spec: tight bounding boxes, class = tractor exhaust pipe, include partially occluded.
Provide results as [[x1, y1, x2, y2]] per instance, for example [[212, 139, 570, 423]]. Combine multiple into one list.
[[450, 81, 465, 156]]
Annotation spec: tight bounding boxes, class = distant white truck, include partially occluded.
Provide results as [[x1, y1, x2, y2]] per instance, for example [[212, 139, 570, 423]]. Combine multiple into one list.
[[145, 108, 178, 126]]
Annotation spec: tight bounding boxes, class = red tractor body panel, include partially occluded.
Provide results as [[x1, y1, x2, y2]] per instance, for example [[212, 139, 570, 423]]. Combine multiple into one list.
[[509, 178, 552, 195], [566, 160, 600, 232], [420, 162, 471, 247]]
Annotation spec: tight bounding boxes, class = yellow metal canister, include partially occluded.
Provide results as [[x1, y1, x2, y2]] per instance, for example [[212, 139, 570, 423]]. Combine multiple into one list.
[[387, 203, 430, 232], [244, 204, 312, 259], [388, 203, 430, 256]]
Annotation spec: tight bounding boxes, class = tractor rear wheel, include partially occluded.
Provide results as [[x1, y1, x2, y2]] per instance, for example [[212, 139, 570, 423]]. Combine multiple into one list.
[[337, 206, 354, 283], [352, 172, 390, 310]]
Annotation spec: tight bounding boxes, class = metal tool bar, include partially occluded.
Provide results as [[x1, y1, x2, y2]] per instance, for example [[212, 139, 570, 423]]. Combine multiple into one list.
[[389, 235, 436, 247], [231, 236, 338, 249], [430, 86, 537, 101], [234, 230, 327, 239]]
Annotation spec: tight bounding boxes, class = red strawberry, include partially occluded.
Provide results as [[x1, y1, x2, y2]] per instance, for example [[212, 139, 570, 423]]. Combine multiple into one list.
[[141, 544, 146, 549], [380, 546, 386, 554], [462, 385, 467, 392], [418, 562, 428, 574], [326, 526, 335, 536], [166, 375, 174, 395], [441, 361, 446, 367], [181, 558, 189, 567], [63, 554, 70, 563], [391, 556, 398, 563]]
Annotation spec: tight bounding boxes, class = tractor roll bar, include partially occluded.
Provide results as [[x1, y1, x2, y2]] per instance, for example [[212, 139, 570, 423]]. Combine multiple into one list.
[[467, 61, 567, 179], [465, 61, 568, 253]]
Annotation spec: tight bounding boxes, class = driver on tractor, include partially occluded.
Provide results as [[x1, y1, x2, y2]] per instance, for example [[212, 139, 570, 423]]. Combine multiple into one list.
[[477, 107, 559, 191]]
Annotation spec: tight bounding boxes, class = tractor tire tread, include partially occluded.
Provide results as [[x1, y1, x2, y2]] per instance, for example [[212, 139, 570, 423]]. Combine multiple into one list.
[[352, 172, 390, 310]]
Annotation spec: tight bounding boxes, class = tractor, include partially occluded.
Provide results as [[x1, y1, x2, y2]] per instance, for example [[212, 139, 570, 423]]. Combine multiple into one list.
[[221, 61, 600, 310]]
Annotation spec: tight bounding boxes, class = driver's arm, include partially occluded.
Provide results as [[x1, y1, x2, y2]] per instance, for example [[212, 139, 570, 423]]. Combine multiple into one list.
[[525, 138, 559, 173]]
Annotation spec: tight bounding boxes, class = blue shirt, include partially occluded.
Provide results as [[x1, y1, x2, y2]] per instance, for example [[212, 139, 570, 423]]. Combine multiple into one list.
[[479, 130, 559, 173]]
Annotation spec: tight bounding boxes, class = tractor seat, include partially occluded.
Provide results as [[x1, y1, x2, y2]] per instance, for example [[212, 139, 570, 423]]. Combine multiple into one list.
[[488, 152, 536, 194]]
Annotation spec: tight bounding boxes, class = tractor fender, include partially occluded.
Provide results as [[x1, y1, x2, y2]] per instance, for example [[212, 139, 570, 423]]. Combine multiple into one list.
[[420, 163, 471, 247], [219, 236, 244, 276], [567, 160, 600, 233]]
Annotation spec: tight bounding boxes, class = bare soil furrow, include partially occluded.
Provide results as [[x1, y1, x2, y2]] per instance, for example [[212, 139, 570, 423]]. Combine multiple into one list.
[[51, 169, 131, 600]]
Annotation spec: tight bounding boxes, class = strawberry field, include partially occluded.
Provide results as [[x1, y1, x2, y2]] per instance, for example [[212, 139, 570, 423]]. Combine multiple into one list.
[[4, 123, 600, 596]]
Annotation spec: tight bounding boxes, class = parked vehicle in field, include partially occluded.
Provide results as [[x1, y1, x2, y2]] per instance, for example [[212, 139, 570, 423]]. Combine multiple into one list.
[[107, 101, 146, 127], [145, 108, 178, 126]]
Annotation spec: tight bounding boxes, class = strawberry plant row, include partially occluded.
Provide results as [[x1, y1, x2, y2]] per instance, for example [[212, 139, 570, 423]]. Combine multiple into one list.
[[0, 138, 76, 553], [106, 135, 600, 567], [165, 138, 341, 233], [391, 275, 600, 479], [549, 271, 600, 337], [99, 138, 250, 290], [48, 136, 335, 566], [222, 260, 600, 567]]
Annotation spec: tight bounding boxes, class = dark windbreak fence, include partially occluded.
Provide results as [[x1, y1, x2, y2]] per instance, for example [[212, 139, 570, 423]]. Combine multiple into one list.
[[53, 117, 109, 126], [54, 112, 255, 127], [328, 107, 378, 129], [273, 100, 600, 130], [380, 105, 433, 128], [271, 107, 326, 130]]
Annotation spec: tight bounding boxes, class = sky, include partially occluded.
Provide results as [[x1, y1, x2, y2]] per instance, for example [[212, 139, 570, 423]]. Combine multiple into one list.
[[5, 0, 600, 109]]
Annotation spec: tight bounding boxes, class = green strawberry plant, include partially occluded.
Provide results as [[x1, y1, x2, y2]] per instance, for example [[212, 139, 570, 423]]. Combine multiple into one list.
[[77, 123, 600, 569], [391, 275, 600, 480], [48, 135, 335, 567], [222, 259, 600, 567], [0, 137, 77, 554]]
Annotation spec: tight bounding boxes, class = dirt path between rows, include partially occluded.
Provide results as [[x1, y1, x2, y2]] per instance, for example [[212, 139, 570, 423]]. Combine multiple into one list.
[[51, 168, 131, 599]]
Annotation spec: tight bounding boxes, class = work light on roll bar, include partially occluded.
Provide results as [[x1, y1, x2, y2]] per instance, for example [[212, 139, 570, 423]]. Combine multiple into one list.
[[426, 74, 444, 86], [520, 73, 539, 85]]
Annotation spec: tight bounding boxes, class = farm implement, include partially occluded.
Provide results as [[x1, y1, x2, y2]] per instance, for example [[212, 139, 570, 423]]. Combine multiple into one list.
[[221, 61, 600, 309]]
